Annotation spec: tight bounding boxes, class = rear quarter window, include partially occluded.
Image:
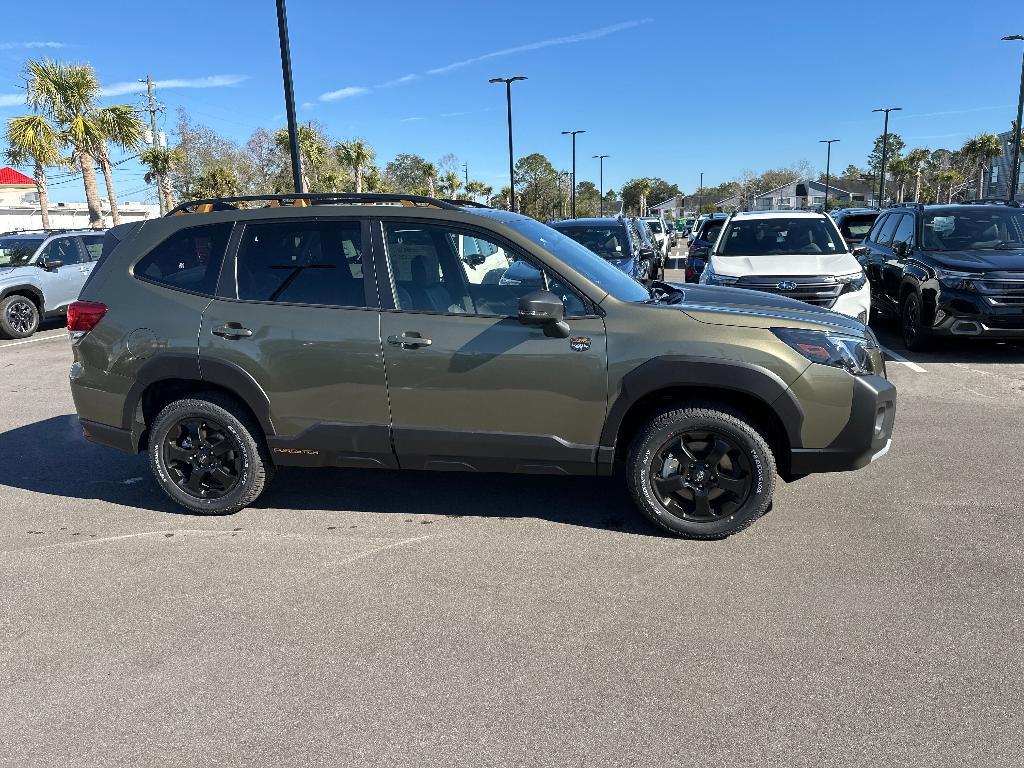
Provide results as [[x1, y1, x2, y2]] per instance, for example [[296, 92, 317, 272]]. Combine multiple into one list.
[[133, 222, 233, 296]]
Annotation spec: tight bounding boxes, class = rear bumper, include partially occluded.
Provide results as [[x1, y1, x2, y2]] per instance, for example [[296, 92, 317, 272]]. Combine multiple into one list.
[[788, 374, 897, 474], [80, 418, 136, 454]]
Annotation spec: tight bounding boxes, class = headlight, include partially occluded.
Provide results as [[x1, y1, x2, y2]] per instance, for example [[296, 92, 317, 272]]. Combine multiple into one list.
[[933, 267, 981, 291], [703, 264, 738, 286], [772, 328, 879, 376], [837, 270, 867, 293]]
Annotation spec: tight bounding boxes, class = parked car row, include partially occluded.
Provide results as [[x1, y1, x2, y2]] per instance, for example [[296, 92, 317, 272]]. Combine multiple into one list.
[[548, 215, 667, 282], [0, 229, 106, 339]]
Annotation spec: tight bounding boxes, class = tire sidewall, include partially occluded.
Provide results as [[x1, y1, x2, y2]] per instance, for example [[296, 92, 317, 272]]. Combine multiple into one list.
[[149, 400, 258, 514], [901, 293, 924, 350], [630, 411, 772, 538], [1, 296, 40, 339]]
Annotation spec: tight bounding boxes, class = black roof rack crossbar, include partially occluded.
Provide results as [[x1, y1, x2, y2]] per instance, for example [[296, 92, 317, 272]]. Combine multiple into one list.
[[165, 192, 463, 216], [0, 227, 89, 236], [439, 198, 492, 209], [888, 202, 924, 211], [961, 198, 1021, 207]]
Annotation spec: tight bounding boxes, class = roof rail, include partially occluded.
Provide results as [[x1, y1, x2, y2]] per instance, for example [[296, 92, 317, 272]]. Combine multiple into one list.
[[888, 202, 924, 211], [961, 198, 1021, 207], [165, 192, 463, 216], [439, 198, 492, 209], [0, 227, 90, 236]]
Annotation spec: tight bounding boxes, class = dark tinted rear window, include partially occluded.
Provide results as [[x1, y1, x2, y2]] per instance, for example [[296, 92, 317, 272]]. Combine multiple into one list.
[[134, 223, 233, 296], [837, 214, 878, 240], [554, 225, 631, 260]]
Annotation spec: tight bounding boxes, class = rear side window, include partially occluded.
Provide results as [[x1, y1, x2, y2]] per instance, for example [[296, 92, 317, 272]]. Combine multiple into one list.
[[236, 220, 367, 307], [134, 223, 233, 296], [837, 214, 878, 241], [81, 235, 104, 261]]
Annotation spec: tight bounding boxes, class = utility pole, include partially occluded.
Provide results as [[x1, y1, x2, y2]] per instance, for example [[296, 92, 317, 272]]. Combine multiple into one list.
[[1003, 35, 1024, 202], [593, 154, 609, 216], [698, 172, 704, 215], [561, 130, 586, 218], [462, 161, 469, 191], [819, 139, 840, 211], [144, 74, 164, 214], [489, 76, 527, 212], [276, 0, 304, 193], [872, 107, 901, 208]]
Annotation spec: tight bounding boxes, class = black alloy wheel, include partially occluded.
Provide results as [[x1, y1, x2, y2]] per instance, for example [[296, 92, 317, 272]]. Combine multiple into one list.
[[1, 296, 39, 338], [649, 430, 753, 521], [901, 292, 928, 351], [161, 416, 242, 500]]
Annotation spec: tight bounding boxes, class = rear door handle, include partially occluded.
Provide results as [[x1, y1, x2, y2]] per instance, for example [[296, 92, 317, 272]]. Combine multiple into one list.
[[212, 324, 253, 339], [387, 332, 432, 349]]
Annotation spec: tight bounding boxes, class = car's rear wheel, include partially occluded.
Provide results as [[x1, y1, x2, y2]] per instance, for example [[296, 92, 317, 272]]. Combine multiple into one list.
[[900, 292, 931, 351], [149, 393, 271, 515], [0, 295, 40, 339], [627, 405, 776, 538]]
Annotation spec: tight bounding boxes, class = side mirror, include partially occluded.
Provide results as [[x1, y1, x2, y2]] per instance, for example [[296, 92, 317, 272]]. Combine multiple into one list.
[[43, 259, 62, 271], [895, 241, 912, 258], [852, 246, 869, 257], [517, 290, 569, 338]]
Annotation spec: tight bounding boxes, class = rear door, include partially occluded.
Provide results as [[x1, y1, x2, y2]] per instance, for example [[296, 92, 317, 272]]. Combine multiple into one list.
[[374, 218, 608, 475], [201, 216, 393, 467]]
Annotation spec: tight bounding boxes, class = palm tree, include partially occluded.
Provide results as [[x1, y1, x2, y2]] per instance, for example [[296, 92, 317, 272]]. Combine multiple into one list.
[[140, 146, 181, 212], [274, 124, 330, 192], [335, 139, 375, 193], [903, 148, 930, 202], [94, 105, 146, 224], [195, 165, 240, 199], [961, 134, 1003, 199], [439, 171, 461, 198], [638, 178, 651, 216], [422, 162, 438, 197], [887, 157, 913, 203], [934, 170, 962, 204], [4, 114, 63, 229]]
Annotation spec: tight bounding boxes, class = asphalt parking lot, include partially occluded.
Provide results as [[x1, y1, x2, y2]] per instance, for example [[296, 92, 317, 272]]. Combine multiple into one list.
[[2, 301, 1023, 766]]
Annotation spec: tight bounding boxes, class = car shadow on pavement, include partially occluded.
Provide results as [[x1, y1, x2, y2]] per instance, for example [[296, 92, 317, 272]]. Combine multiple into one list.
[[0, 415, 666, 537]]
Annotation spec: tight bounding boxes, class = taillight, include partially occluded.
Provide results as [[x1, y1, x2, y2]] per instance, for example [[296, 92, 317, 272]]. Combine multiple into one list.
[[67, 301, 107, 332]]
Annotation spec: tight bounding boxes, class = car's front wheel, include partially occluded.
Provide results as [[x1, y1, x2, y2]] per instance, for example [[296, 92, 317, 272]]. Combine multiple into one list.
[[627, 405, 776, 538], [149, 393, 271, 514], [900, 292, 931, 351], [0, 295, 40, 339]]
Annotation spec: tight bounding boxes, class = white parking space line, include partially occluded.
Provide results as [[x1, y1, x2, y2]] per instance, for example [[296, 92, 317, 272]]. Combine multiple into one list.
[[881, 346, 927, 373], [0, 332, 66, 349]]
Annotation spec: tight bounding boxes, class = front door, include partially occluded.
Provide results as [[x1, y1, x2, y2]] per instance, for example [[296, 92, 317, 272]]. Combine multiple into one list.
[[375, 219, 608, 475], [38, 236, 88, 311], [201, 217, 393, 468]]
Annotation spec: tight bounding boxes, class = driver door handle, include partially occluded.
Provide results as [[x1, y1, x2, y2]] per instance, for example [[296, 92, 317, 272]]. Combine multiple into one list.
[[387, 332, 432, 349], [212, 324, 253, 339]]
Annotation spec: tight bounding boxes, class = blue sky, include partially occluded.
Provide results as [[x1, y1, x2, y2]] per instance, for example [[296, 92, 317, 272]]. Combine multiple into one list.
[[1, 0, 1022, 204]]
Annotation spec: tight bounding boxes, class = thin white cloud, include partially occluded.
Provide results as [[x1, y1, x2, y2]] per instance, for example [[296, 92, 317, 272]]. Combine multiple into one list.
[[0, 41, 65, 50], [400, 116, 425, 122], [378, 74, 418, 88], [426, 18, 654, 75], [320, 85, 370, 102], [99, 74, 249, 97], [903, 105, 1012, 119], [0, 93, 24, 108]]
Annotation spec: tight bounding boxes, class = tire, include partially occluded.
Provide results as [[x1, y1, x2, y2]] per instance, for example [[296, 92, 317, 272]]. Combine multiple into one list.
[[0, 295, 40, 339], [627, 404, 776, 539], [148, 393, 271, 514], [900, 292, 931, 352]]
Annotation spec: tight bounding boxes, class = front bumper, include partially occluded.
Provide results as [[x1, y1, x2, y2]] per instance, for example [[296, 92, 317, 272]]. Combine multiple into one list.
[[788, 374, 897, 474], [928, 290, 1024, 338], [831, 285, 871, 323]]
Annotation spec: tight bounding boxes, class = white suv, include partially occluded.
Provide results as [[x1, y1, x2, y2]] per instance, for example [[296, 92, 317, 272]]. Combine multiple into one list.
[[0, 230, 105, 338], [699, 210, 870, 322], [640, 216, 669, 257]]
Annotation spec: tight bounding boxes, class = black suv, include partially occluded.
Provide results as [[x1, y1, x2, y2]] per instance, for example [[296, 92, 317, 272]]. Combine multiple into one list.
[[855, 201, 1024, 350], [685, 213, 728, 282], [830, 208, 879, 249], [549, 217, 656, 281]]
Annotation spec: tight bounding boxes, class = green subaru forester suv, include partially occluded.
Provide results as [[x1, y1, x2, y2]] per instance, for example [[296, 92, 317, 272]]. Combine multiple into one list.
[[68, 194, 896, 538]]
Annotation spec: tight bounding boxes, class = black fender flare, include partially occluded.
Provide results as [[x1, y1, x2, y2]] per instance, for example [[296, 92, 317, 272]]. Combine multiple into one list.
[[121, 353, 275, 437], [599, 355, 805, 450], [0, 284, 45, 311]]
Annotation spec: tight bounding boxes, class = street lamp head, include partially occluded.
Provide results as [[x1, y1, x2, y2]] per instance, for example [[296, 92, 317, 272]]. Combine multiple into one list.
[[1002, 35, 1024, 41], [819, 138, 840, 144], [872, 107, 903, 113], [489, 76, 528, 84]]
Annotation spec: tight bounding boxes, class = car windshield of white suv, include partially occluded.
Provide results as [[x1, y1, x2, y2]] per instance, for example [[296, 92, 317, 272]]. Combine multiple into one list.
[[0, 238, 45, 267], [716, 218, 845, 256], [922, 209, 1024, 251]]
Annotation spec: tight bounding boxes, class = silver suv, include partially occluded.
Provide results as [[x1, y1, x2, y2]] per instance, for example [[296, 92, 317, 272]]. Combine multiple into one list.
[[0, 229, 105, 338]]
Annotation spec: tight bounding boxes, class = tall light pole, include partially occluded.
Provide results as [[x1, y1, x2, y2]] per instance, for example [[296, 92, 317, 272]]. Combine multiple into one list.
[[872, 107, 901, 208], [275, 0, 304, 193], [698, 172, 704, 214], [489, 76, 527, 212], [1003, 35, 1024, 202], [593, 154, 609, 216], [819, 139, 840, 211], [561, 130, 586, 218]]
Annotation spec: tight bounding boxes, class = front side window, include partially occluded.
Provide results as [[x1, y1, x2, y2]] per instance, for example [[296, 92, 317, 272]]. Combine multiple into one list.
[[875, 214, 901, 247], [0, 237, 44, 267], [41, 237, 84, 266], [134, 223, 233, 296], [717, 217, 846, 257], [236, 220, 367, 306], [891, 214, 915, 247], [384, 222, 587, 317], [866, 213, 889, 243], [922, 208, 1024, 251]]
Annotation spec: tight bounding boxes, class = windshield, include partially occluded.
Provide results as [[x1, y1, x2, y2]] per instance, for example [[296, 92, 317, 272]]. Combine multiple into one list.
[[923, 208, 1024, 251], [717, 217, 846, 256], [503, 217, 650, 302], [556, 226, 631, 261], [837, 214, 878, 241], [0, 238, 44, 267]]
